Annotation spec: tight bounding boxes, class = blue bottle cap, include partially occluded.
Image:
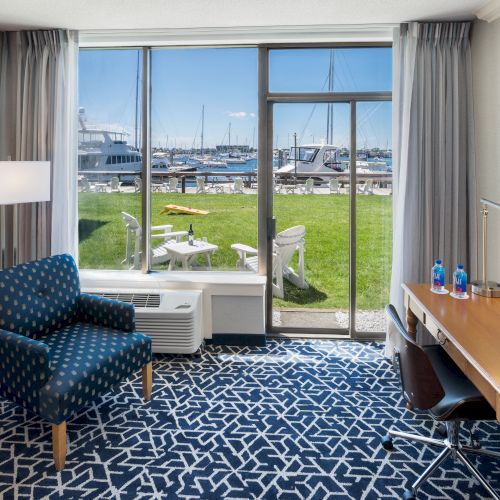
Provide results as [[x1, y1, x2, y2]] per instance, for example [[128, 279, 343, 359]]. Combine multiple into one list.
[[435, 259, 442, 265], [457, 264, 464, 269]]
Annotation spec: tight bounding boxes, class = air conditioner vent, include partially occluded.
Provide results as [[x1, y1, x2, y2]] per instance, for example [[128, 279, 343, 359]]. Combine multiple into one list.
[[83, 289, 203, 354], [92, 292, 161, 308]]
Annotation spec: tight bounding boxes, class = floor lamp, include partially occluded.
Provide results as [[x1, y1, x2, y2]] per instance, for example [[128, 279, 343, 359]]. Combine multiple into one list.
[[0, 161, 51, 267]]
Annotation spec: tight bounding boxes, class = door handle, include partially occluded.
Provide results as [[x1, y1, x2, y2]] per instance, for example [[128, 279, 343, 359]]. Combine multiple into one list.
[[267, 216, 276, 240]]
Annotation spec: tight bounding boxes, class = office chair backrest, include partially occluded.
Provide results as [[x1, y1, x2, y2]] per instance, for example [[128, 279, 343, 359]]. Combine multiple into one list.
[[385, 304, 445, 410]]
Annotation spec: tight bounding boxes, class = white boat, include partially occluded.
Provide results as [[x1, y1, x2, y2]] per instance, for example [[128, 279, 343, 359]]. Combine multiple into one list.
[[78, 110, 167, 182], [78, 128, 142, 180], [225, 158, 246, 164], [276, 144, 389, 181], [276, 144, 344, 181]]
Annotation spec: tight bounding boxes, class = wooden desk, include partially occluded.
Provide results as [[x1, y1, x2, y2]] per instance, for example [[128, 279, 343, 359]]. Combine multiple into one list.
[[403, 283, 500, 421]]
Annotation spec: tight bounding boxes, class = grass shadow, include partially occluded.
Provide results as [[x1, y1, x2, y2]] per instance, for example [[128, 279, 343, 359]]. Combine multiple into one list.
[[280, 281, 328, 305], [79, 219, 108, 243]]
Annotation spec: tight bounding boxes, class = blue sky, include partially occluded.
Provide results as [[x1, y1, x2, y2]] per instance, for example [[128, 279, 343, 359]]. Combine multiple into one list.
[[79, 47, 392, 150]]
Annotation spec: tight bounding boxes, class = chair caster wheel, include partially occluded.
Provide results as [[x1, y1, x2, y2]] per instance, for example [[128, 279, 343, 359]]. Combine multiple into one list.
[[403, 489, 416, 500], [382, 435, 394, 451]]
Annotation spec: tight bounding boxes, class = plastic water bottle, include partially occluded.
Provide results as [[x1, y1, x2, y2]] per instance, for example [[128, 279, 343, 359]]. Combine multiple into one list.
[[453, 264, 468, 298], [431, 259, 445, 292]]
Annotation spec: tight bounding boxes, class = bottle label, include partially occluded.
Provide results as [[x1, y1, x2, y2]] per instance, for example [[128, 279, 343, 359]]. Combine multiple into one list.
[[454, 273, 467, 293], [433, 270, 444, 287]]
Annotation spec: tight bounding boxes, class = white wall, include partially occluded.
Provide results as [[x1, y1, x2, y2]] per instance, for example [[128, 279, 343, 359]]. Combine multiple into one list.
[[472, 18, 500, 282]]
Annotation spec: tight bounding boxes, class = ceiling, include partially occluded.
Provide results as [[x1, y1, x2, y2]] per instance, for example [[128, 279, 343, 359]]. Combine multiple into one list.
[[0, 0, 491, 31]]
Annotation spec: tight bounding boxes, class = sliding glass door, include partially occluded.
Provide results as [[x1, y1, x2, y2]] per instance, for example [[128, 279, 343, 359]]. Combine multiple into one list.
[[263, 46, 392, 337], [271, 103, 351, 333]]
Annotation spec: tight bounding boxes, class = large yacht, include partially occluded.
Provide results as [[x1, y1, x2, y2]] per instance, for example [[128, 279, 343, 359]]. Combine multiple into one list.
[[78, 109, 168, 181]]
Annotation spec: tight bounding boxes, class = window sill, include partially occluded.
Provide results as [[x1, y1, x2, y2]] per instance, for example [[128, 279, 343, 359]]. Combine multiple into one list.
[[79, 268, 266, 290]]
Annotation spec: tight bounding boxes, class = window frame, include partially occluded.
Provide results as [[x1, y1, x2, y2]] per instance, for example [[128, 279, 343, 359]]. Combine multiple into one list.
[[77, 41, 392, 339]]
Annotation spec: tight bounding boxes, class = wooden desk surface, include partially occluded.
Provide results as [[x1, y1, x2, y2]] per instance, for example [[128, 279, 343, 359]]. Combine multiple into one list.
[[403, 283, 500, 421]]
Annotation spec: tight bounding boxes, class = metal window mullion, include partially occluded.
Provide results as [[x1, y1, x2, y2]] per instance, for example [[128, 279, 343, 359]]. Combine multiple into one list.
[[257, 47, 275, 333], [349, 101, 357, 337], [141, 47, 152, 273], [267, 92, 392, 103]]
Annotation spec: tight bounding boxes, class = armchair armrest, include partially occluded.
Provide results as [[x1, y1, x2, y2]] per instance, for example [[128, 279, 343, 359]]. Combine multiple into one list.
[[152, 230, 188, 243], [152, 224, 173, 232], [76, 294, 136, 332], [0, 329, 52, 396], [231, 243, 258, 268]]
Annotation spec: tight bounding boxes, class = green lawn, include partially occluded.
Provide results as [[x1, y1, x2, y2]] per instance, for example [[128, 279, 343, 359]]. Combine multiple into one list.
[[79, 192, 392, 310]]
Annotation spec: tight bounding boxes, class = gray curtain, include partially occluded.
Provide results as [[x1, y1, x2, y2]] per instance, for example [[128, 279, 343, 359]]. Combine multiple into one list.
[[387, 22, 477, 353], [0, 30, 77, 267]]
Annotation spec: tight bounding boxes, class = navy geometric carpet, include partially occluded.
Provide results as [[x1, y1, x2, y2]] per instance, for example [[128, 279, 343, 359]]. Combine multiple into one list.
[[0, 340, 499, 499]]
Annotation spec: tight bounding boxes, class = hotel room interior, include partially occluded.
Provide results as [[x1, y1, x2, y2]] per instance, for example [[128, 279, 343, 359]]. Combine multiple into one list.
[[0, 0, 499, 498]]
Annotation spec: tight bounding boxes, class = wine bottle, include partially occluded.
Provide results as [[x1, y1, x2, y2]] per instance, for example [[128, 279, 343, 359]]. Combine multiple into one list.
[[188, 224, 194, 246]]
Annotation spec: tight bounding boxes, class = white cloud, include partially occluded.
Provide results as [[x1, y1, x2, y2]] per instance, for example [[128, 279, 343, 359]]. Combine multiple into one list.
[[226, 111, 256, 119]]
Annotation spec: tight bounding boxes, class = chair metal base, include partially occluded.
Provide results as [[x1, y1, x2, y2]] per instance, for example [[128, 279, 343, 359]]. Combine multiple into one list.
[[383, 421, 500, 499]]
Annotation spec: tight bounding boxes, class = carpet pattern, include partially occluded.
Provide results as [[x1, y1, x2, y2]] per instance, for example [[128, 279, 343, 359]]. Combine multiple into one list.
[[0, 340, 499, 499]]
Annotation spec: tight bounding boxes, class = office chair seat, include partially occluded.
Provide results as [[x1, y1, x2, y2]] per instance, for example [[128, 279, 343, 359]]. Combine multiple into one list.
[[424, 345, 497, 421]]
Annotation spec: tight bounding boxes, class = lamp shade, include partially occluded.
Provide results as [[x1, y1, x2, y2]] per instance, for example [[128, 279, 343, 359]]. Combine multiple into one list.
[[0, 161, 51, 204]]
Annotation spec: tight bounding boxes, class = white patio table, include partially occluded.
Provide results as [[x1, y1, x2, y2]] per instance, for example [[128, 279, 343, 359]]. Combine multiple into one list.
[[165, 240, 218, 270]]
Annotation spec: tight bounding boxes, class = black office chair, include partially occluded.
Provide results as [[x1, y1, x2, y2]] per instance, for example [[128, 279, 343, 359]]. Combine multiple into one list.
[[383, 304, 500, 500]]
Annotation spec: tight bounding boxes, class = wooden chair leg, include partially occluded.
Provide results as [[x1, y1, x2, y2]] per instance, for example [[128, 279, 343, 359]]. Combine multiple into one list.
[[142, 362, 152, 401], [52, 422, 67, 471]]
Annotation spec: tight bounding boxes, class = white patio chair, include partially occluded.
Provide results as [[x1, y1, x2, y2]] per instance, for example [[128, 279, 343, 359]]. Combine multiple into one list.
[[273, 177, 282, 194], [109, 176, 122, 193], [231, 177, 244, 194], [329, 179, 340, 194], [196, 177, 207, 193], [80, 178, 95, 192], [121, 212, 187, 270], [231, 225, 308, 299], [357, 178, 374, 195], [134, 177, 142, 193], [164, 177, 179, 193], [300, 178, 314, 194]]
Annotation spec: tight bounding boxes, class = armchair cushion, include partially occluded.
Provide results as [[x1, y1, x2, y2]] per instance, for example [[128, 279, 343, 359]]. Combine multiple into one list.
[[76, 294, 135, 332], [0, 329, 52, 409], [37, 322, 151, 424], [0, 254, 79, 339]]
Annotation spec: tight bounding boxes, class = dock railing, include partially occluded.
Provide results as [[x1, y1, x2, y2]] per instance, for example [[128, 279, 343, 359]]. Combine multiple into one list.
[[78, 170, 393, 193]]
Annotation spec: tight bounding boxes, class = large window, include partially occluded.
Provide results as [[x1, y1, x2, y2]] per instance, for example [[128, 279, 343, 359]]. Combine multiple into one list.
[[76, 44, 392, 336], [150, 48, 258, 271], [78, 47, 257, 272], [78, 49, 143, 270]]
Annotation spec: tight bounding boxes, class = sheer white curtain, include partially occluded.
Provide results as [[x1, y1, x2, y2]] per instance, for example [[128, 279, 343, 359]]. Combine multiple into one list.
[[51, 31, 79, 258], [387, 22, 477, 354], [0, 30, 78, 266]]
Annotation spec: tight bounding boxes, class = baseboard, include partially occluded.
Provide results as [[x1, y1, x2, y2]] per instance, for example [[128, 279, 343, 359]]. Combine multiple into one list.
[[208, 333, 267, 346]]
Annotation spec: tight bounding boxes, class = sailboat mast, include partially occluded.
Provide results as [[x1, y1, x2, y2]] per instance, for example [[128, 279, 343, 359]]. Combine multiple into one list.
[[201, 105, 204, 156], [134, 51, 140, 149], [228, 122, 231, 151], [326, 50, 334, 144]]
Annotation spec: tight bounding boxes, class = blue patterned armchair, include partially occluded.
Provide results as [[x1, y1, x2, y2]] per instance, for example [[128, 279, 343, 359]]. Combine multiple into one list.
[[0, 254, 152, 470]]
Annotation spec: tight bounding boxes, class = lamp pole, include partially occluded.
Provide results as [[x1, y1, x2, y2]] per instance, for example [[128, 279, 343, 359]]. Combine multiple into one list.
[[472, 198, 500, 297]]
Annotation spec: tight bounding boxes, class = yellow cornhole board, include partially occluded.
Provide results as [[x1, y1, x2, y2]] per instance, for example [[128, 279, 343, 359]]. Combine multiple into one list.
[[161, 204, 210, 216]]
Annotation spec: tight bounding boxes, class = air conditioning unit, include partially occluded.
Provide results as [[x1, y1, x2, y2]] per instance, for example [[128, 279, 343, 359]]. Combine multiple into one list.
[[84, 288, 203, 354]]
